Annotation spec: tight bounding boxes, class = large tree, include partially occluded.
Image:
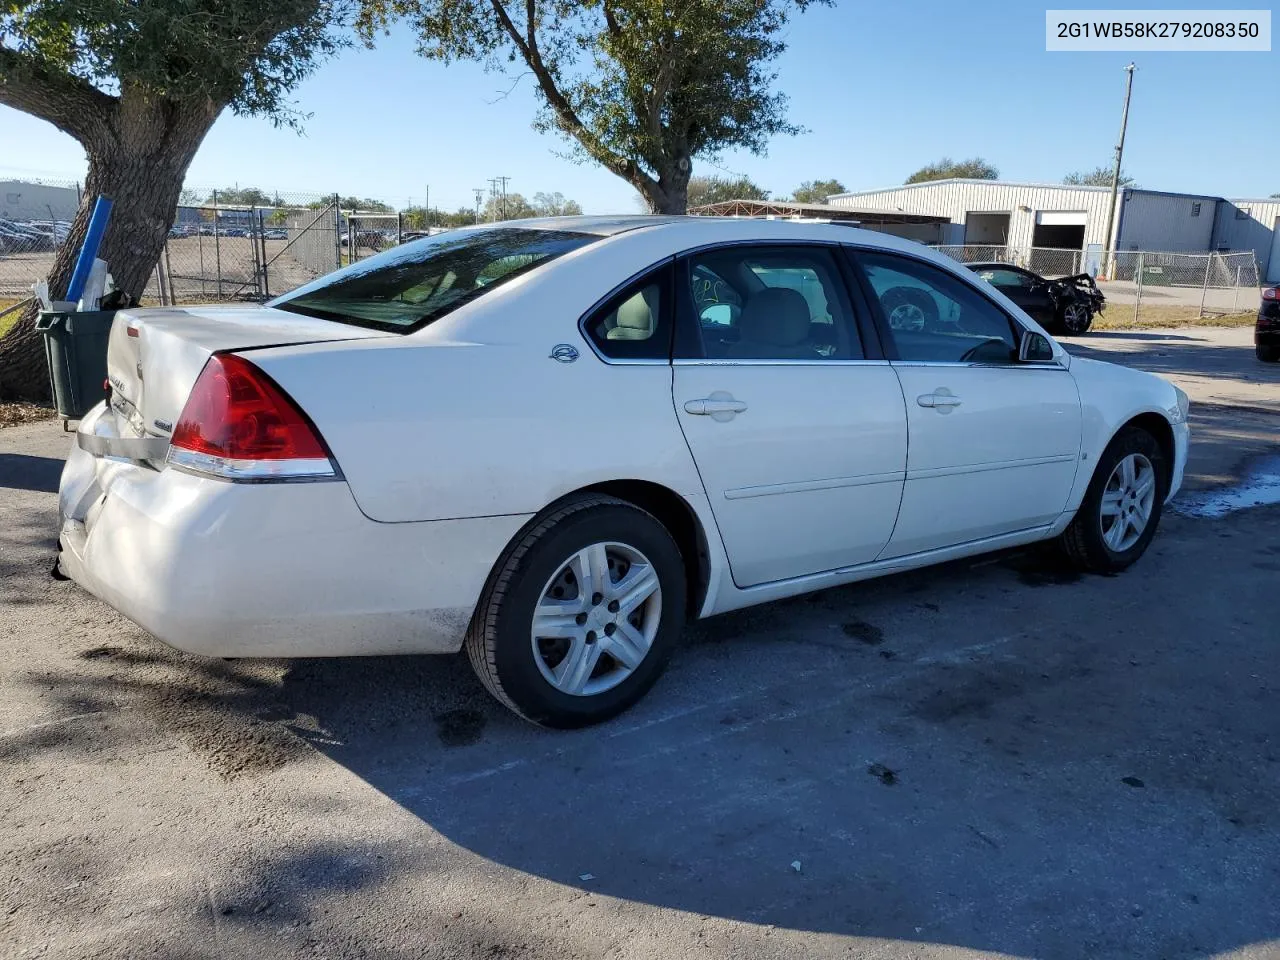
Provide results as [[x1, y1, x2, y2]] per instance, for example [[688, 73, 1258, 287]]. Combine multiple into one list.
[[1064, 166, 1136, 188], [368, 0, 824, 215], [791, 178, 846, 204], [530, 191, 583, 217], [686, 174, 769, 207], [0, 0, 349, 399], [905, 157, 999, 184]]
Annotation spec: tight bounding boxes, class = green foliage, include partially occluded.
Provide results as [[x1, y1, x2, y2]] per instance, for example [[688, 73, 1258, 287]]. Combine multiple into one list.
[[402, 205, 479, 228], [905, 157, 1000, 184], [363, 0, 827, 211], [0, 0, 349, 131], [477, 190, 584, 220], [687, 175, 769, 207], [791, 179, 846, 203], [339, 196, 393, 212], [209, 186, 274, 206], [1064, 166, 1136, 187], [530, 191, 583, 217]]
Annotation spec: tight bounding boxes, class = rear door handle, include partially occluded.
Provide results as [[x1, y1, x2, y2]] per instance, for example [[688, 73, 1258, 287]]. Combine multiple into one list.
[[684, 393, 747, 420], [917, 393, 962, 409]]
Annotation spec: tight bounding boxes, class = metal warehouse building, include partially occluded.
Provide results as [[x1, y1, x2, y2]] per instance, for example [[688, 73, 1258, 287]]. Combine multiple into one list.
[[828, 180, 1280, 283]]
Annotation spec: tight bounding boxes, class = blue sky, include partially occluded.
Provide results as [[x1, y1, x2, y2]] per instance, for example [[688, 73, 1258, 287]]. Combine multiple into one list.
[[2, 2, 1276, 211]]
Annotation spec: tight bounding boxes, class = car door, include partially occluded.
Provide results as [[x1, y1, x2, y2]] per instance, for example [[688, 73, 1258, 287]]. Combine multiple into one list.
[[972, 265, 1056, 327], [671, 244, 908, 588], [851, 249, 1082, 559]]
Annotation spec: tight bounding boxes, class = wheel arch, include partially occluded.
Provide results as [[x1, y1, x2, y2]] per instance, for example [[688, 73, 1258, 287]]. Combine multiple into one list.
[[1116, 411, 1175, 481], [472, 480, 712, 629], [579, 479, 710, 620]]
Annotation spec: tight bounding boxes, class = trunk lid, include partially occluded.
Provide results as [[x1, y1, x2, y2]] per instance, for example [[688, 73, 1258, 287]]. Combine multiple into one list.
[[105, 304, 392, 441]]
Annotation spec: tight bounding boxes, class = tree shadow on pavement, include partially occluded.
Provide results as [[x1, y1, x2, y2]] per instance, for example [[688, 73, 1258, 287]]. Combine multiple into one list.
[[0, 452, 62, 493]]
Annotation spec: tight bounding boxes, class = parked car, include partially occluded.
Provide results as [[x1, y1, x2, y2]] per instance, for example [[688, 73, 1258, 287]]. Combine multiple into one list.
[[967, 262, 1106, 334], [57, 217, 1188, 728], [0, 219, 54, 251], [1258, 284, 1279, 362]]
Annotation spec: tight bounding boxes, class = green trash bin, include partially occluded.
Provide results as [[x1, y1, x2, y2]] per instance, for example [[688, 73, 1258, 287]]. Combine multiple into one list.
[[36, 310, 116, 425]]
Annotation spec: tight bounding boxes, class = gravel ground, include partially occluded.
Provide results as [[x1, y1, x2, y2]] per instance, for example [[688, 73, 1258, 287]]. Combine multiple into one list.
[[1, 326, 1278, 960]]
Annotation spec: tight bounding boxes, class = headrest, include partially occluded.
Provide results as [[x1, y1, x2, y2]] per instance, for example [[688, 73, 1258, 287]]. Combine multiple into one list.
[[739, 287, 811, 346]]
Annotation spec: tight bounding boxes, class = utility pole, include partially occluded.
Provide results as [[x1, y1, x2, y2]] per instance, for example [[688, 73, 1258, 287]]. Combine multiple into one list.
[[424, 184, 429, 226], [496, 176, 511, 220], [1101, 62, 1136, 279], [473, 188, 485, 224]]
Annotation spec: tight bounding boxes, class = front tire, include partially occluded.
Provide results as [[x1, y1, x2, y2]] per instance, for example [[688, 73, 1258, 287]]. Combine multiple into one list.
[[465, 494, 687, 728], [1257, 343, 1279, 363], [1058, 426, 1167, 573]]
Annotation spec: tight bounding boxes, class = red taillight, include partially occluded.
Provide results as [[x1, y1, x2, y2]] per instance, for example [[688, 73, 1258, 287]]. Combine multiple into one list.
[[1263, 287, 1279, 301], [168, 354, 335, 480]]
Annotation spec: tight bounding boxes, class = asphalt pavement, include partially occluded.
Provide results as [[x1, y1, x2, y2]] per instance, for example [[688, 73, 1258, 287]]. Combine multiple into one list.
[[2, 326, 1277, 960]]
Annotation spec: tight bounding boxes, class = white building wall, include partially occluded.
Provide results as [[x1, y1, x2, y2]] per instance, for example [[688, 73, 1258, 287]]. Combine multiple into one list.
[[0, 180, 81, 221], [1212, 199, 1280, 281], [828, 180, 1118, 251], [1116, 192, 1218, 251]]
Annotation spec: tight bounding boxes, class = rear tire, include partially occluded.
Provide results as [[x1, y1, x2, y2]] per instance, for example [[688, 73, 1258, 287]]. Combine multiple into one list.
[[1257, 344, 1280, 363], [1059, 301, 1093, 335], [1058, 426, 1168, 574], [465, 494, 687, 728]]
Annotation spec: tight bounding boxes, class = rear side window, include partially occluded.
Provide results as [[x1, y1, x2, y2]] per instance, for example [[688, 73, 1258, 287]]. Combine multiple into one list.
[[582, 265, 672, 360], [270, 228, 596, 333]]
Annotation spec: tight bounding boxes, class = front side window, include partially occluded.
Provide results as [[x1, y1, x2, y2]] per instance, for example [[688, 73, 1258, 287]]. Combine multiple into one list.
[[270, 228, 596, 333], [682, 246, 862, 360], [974, 267, 1034, 289], [858, 252, 1019, 365]]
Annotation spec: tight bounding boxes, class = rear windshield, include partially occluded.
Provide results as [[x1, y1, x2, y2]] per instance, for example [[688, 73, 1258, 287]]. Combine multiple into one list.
[[269, 227, 597, 333]]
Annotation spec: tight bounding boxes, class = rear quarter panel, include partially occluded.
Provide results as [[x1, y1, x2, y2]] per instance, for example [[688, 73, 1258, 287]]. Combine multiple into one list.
[[246, 231, 711, 522]]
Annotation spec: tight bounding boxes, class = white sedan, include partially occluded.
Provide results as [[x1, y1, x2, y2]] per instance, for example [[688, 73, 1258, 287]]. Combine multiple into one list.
[[57, 216, 1189, 727]]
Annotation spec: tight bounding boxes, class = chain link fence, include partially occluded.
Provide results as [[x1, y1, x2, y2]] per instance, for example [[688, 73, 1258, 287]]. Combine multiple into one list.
[[345, 213, 402, 264], [934, 244, 1261, 324], [144, 191, 346, 305]]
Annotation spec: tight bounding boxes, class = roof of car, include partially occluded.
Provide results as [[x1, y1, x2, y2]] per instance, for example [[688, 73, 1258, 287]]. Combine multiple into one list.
[[497, 215, 689, 236]]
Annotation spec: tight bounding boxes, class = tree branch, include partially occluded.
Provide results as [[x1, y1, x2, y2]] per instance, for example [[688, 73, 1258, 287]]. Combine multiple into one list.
[[0, 48, 118, 146], [486, 0, 658, 197]]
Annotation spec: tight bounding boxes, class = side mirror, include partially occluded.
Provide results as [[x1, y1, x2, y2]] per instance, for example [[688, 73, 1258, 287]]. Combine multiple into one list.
[[1018, 331, 1055, 363], [700, 304, 733, 326]]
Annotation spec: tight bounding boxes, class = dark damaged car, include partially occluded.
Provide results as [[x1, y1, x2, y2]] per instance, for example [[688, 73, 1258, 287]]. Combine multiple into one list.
[[968, 262, 1106, 335], [1257, 284, 1279, 363]]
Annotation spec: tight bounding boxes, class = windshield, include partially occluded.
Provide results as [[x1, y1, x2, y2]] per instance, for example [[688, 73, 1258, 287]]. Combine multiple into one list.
[[269, 227, 597, 332]]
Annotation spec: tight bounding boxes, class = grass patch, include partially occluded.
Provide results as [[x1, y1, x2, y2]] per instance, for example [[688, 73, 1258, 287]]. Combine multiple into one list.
[[1093, 305, 1256, 331], [0, 297, 28, 338]]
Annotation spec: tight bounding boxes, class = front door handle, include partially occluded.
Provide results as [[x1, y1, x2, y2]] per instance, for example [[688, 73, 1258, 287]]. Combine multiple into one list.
[[917, 393, 962, 409], [684, 393, 748, 421]]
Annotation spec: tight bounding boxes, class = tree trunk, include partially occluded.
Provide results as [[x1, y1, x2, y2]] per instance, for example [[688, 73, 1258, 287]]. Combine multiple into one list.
[[636, 157, 691, 215], [0, 94, 219, 400]]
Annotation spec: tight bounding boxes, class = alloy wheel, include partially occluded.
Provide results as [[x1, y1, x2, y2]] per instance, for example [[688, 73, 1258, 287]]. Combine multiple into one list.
[[1063, 302, 1090, 334]]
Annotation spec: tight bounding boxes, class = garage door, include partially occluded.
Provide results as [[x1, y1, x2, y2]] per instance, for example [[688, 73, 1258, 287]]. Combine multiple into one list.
[[1036, 210, 1088, 226], [1269, 217, 1280, 283]]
